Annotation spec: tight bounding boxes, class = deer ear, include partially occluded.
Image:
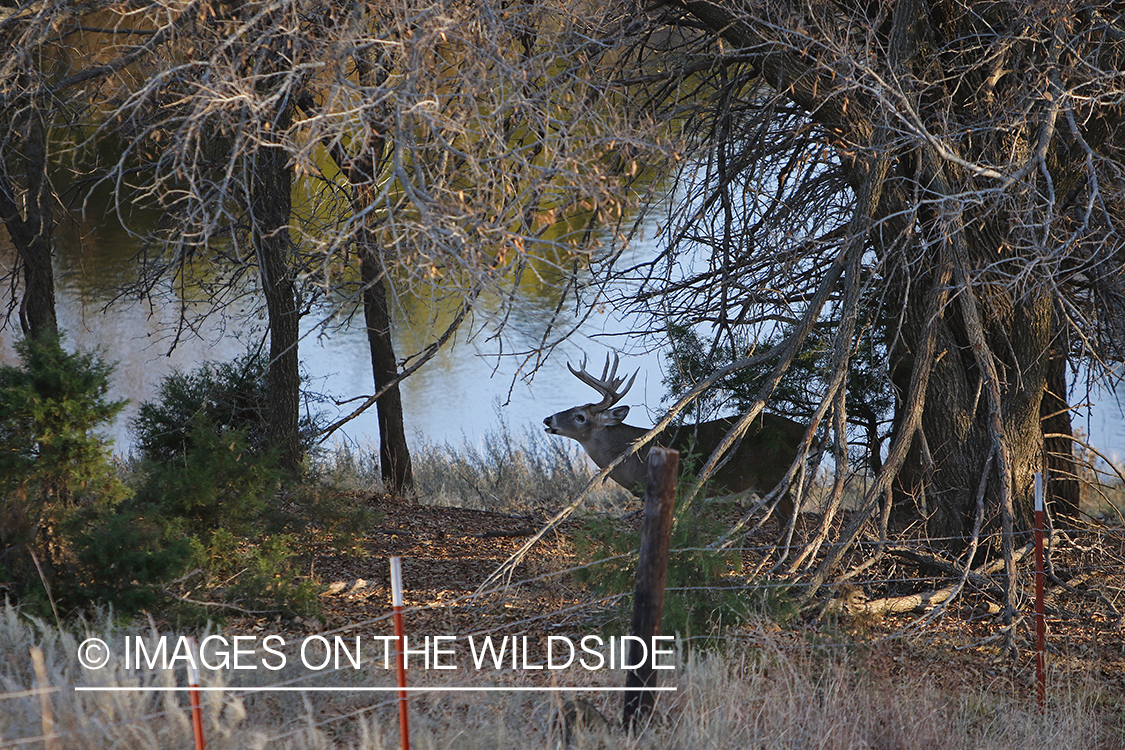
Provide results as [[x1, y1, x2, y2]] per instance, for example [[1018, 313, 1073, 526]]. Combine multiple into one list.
[[602, 405, 630, 425]]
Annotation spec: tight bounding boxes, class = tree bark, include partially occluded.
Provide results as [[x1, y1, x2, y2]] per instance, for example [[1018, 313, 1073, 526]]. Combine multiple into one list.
[[0, 93, 57, 341], [1041, 342, 1080, 522], [347, 38, 414, 497], [888, 222, 1055, 545], [362, 247, 414, 496], [250, 102, 302, 475], [297, 69, 415, 495]]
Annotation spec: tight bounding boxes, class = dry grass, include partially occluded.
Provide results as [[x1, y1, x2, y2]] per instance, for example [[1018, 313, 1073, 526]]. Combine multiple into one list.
[[2, 607, 1121, 749], [317, 422, 633, 513], [6, 435, 1124, 748]]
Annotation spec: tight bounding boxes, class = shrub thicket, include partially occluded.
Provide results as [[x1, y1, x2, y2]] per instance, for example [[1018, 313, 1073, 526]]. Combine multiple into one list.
[[124, 350, 325, 620], [0, 334, 127, 509], [132, 351, 321, 462], [0, 341, 324, 620], [0, 334, 130, 614]]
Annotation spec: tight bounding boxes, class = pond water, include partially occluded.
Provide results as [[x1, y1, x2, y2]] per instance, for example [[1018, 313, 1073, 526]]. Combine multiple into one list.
[[0, 228, 671, 457], [1, 219, 1122, 468]]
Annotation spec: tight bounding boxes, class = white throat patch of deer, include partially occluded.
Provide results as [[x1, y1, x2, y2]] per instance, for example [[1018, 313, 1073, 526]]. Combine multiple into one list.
[[543, 354, 809, 522]]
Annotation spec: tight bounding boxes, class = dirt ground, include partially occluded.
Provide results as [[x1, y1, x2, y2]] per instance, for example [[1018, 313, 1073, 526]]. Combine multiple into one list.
[[232, 493, 1125, 702]]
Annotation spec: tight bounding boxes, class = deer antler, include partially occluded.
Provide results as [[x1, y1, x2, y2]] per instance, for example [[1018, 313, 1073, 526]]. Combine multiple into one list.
[[567, 353, 638, 411]]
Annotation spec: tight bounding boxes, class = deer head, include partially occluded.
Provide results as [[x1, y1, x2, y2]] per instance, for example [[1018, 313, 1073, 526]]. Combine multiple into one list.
[[543, 354, 649, 489], [544, 353, 813, 532], [544, 354, 639, 440]]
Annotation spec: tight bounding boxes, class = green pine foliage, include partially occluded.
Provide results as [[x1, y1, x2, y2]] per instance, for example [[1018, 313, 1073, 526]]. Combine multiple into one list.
[[137, 418, 279, 533], [663, 322, 809, 420], [132, 350, 321, 462], [125, 354, 326, 621], [572, 487, 797, 643], [0, 334, 131, 615], [0, 340, 323, 620], [62, 507, 195, 612], [0, 334, 127, 512], [663, 318, 894, 465]]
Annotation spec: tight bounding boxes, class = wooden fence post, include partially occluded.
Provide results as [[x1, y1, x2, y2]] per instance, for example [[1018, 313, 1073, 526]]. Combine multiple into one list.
[[623, 447, 679, 732], [30, 647, 56, 750]]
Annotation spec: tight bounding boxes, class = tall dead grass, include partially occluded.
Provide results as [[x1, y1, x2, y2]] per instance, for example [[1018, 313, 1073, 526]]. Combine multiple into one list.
[[1, 607, 1119, 749], [318, 421, 633, 513]]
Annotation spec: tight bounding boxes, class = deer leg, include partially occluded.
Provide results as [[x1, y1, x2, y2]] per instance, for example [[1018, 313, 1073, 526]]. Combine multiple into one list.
[[775, 492, 804, 542]]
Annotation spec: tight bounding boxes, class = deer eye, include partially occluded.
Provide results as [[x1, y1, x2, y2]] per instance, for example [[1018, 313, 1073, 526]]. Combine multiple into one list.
[[575, 414, 586, 423]]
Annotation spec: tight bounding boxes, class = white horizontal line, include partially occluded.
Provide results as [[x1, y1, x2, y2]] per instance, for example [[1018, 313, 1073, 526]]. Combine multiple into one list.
[[74, 686, 676, 693]]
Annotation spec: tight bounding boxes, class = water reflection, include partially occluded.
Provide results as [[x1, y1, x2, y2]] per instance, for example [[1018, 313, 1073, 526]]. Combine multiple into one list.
[[0, 233, 668, 455], [1, 231, 1121, 465]]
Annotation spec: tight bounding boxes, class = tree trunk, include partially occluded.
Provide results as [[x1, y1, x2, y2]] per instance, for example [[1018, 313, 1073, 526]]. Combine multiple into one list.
[[1041, 343, 1080, 522], [362, 247, 414, 496], [299, 82, 415, 495], [890, 255, 1054, 546], [889, 273, 982, 541], [250, 104, 302, 475], [344, 38, 414, 497], [995, 291, 1054, 533], [0, 94, 57, 341]]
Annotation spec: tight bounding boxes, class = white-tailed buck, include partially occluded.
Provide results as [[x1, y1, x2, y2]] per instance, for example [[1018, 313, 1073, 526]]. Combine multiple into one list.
[[543, 354, 810, 522]]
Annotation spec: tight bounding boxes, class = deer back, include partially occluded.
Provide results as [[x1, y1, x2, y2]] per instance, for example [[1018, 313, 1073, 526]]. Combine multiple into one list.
[[546, 404, 810, 497], [543, 354, 811, 499], [660, 413, 810, 496]]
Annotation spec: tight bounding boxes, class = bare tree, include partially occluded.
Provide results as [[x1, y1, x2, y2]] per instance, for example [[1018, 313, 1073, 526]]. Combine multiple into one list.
[[586, 0, 1125, 607], [78, 1, 667, 488], [303, 21, 413, 494], [1, 1, 195, 342], [0, 4, 67, 341], [297, 1, 670, 492], [0, 91, 57, 342]]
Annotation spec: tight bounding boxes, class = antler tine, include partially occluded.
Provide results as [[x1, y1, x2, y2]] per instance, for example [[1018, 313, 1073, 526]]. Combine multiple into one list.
[[599, 353, 619, 387], [614, 366, 638, 405], [602, 353, 637, 398], [567, 353, 638, 410]]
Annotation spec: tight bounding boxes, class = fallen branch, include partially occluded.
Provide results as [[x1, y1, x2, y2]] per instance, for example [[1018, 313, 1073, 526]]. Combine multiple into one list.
[[1046, 570, 1125, 629], [475, 527, 537, 539], [162, 590, 288, 616], [852, 536, 1046, 618]]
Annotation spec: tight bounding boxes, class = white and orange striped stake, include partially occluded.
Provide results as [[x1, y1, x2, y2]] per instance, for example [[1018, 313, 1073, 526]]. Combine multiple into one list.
[[1034, 472, 1046, 712], [390, 556, 411, 750], [186, 636, 206, 750]]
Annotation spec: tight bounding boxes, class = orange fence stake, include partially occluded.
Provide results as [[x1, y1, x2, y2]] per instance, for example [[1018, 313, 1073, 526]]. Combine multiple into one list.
[[390, 557, 411, 750], [187, 636, 206, 750], [1034, 473, 1046, 712]]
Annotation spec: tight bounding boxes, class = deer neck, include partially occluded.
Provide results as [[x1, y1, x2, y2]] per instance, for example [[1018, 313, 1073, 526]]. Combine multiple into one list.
[[583, 423, 651, 493]]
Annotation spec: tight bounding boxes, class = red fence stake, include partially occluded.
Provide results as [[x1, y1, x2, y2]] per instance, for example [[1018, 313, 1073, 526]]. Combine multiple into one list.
[[390, 557, 411, 750], [1034, 472, 1046, 713], [187, 636, 206, 750]]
